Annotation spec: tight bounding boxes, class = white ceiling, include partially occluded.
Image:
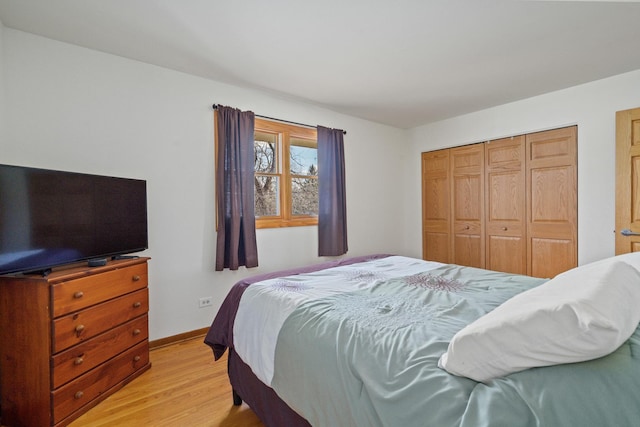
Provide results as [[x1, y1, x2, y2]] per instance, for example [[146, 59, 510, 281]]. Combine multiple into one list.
[[1, 0, 639, 128]]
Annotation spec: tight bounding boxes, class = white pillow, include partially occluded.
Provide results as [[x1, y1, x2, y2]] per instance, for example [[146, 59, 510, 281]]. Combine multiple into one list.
[[611, 251, 640, 272], [438, 260, 640, 383]]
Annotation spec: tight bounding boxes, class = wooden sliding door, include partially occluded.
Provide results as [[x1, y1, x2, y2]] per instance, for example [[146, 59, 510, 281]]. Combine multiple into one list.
[[422, 149, 451, 263], [526, 126, 577, 278], [451, 144, 485, 268], [421, 126, 577, 278], [485, 136, 526, 275]]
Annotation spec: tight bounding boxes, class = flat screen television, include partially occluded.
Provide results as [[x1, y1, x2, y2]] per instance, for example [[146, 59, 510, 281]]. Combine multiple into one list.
[[0, 164, 148, 275]]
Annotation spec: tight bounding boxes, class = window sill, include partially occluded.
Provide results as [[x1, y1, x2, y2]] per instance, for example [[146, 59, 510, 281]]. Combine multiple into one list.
[[256, 217, 318, 229]]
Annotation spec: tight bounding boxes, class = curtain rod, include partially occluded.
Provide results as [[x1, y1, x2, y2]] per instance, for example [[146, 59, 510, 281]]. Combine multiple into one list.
[[212, 104, 346, 135]]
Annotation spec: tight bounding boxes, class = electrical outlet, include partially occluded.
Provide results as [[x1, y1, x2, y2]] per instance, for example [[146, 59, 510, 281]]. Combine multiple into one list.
[[198, 296, 213, 308]]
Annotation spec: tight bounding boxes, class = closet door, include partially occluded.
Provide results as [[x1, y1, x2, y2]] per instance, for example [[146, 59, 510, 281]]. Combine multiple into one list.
[[526, 126, 577, 278], [485, 136, 526, 275], [450, 144, 485, 268], [422, 149, 451, 263]]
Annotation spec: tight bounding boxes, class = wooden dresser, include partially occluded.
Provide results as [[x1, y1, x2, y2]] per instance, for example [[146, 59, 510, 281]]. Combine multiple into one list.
[[0, 257, 151, 427]]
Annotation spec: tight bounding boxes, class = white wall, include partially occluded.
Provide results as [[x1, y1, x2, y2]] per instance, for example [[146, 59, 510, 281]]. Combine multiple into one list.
[[1, 29, 407, 340], [7, 25, 637, 341], [404, 69, 640, 266]]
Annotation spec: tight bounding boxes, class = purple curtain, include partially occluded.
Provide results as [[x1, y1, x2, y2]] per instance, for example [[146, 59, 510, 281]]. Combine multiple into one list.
[[317, 126, 348, 256], [215, 105, 258, 271]]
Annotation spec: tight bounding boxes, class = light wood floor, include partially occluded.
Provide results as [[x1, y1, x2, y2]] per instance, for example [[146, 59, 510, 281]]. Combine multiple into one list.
[[69, 336, 264, 427]]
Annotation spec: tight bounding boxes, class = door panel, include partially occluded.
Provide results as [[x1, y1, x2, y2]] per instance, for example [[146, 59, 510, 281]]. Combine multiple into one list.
[[530, 166, 573, 222], [451, 144, 485, 268], [422, 150, 451, 263], [423, 232, 449, 262], [488, 236, 525, 273], [530, 237, 574, 279], [485, 136, 526, 274], [453, 174, 482, 220], [454, 235, 483, 267], [616, 107, 640, 254], [526, 127, 577, 278]]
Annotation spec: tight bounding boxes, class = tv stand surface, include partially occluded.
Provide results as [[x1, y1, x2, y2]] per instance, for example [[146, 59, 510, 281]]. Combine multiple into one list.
[[32, 267, 53, 277], [112, 254, 140, 260], [0, 257, 151, 427]]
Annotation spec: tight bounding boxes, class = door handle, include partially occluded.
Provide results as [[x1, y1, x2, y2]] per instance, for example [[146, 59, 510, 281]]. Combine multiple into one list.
[[621, 228, 640, 236]]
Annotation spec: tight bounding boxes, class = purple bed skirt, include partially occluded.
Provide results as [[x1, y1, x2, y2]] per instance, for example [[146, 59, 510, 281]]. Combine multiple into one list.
[[227, 348, 310, 426]]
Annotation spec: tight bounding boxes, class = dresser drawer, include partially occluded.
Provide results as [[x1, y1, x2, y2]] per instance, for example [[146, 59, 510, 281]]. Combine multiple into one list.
[[52, 315, 148, 389], [52, 340, 149, 425], [53, 288, 148, 353], [52, 263, 148, 317]]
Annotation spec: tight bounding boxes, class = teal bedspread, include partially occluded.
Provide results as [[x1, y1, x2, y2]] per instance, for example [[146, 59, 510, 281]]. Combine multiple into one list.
[[270, 263, 640, 427]]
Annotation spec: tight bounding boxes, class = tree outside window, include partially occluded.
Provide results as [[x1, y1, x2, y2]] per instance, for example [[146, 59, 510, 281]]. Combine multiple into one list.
[[254, 118, 318, 228]]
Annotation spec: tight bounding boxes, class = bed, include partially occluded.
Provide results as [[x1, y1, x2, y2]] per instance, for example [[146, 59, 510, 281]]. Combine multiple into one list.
[[204, 254, 640, 426]]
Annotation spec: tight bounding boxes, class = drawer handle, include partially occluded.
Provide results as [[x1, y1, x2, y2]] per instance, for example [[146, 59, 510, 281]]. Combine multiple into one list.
[[75, 324, 85, 335], [132, 275, 141, 282], [133, 301, 142, 308], [502, 227, 508, 231], [74, 391, 84, 400], [73, 291, 84, 299], [133, 328, 141, 336], [134, 355, 141, 362], [74, 357, 84, 366]]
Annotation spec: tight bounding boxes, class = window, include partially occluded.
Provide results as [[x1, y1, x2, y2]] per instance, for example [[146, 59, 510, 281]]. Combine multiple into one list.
[[254, 118, 318, 228]]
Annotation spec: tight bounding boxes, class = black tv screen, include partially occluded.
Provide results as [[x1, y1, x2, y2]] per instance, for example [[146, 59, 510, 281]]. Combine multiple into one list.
[[0, 164, 148, 275]]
